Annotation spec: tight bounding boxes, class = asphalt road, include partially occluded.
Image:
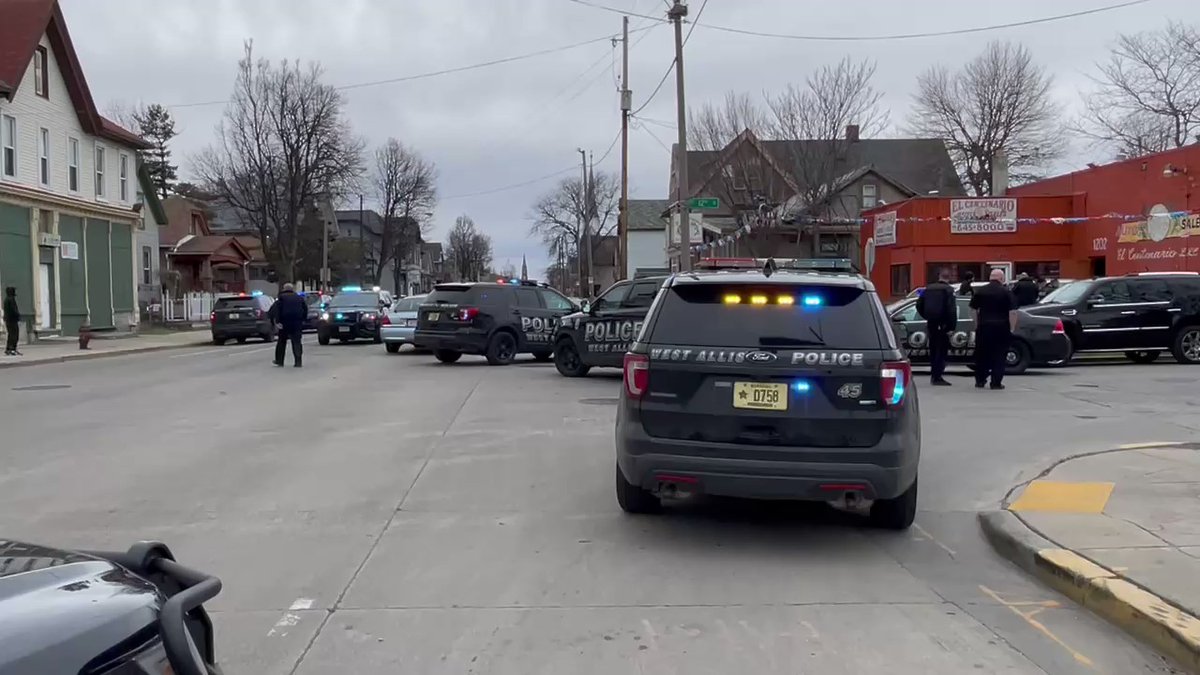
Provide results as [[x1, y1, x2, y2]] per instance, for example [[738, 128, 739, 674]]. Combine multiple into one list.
[[0, 340, 1195, 674]]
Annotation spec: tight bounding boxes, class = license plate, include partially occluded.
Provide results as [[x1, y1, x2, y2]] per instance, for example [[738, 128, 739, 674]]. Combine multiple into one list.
[[338, 326, 350, 333], [732, 382, 788, 411], [229, 313, 240, 319], [428, 312, 440, 321]]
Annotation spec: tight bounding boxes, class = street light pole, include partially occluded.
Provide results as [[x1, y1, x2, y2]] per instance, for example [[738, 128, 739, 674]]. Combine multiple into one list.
[[669, 0, 691, 271], [619, 14, 630, 280], [577, 148, 588, 297]]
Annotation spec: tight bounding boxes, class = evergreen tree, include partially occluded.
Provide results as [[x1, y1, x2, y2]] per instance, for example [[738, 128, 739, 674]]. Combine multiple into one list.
[[133, 104, 178, 199]]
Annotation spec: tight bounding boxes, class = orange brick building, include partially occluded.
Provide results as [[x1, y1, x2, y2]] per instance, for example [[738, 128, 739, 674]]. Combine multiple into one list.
[[862, 145, 1199, 300]]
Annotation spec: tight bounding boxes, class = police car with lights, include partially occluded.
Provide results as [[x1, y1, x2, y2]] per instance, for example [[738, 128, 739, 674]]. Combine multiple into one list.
[[553, 275, 668, 377], [413, 278, 580, 365], [614, 257, 920, 530], [210, 290, 275, 345], [316, 286, 393, 345]]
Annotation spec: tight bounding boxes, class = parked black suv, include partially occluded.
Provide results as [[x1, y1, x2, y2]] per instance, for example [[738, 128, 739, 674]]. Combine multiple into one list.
[[615, 262, 920, 529], [413, 281, 580, 365], [0, 540, 222, 675], [1023, 272, 1200, 364], [317, 290, 391, 345], [553, 276, 668, 377], [210, 293, 275, 345]]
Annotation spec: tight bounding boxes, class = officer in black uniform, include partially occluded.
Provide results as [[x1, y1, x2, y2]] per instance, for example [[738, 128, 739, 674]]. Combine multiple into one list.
[[269, 283, 308, 367], [916, 270, 957, 386], [969, 269, 1019, 390]]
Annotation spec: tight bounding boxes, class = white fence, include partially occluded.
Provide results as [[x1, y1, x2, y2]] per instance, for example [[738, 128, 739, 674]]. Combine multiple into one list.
[[164, 291, 216, 323]]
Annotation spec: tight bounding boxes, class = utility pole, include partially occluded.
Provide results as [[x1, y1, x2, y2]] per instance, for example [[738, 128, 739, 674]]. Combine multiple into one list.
[[618, 15, 631, 280], [320, 194, 329, 293], [586, 151, 596, 297], [577, 148, 588, 297], [358, 194, 365, 285], [669, 0, 691, 271]]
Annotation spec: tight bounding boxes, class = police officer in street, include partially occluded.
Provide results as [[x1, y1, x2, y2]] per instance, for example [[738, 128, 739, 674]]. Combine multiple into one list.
[[1012, 273, 1040, 307], [269, 283, 307, 367], [969, 269, 1019, 390], [916, 269, 956, 386]]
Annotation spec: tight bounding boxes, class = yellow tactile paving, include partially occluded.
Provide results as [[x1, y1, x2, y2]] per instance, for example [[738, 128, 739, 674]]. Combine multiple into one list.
[[1009, 480, 1115, 513]]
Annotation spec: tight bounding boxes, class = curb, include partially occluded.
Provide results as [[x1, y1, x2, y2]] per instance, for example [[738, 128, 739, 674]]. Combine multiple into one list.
[[0, 340, 212, 370], [980, 510, 1200, 672]]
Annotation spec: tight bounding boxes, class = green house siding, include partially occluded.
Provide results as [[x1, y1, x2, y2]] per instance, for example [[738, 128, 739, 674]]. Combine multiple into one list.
[[110, 222, 134, 313], [0, 202, 33, 320], [59, 215, 88, 335], [85, 218, 113, 329]]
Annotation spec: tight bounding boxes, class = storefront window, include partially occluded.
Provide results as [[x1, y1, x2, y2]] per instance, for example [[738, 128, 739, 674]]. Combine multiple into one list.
[[1013, 261, 1061, 281], [890, 264, 911, 297], [926, 263, 985, 286]]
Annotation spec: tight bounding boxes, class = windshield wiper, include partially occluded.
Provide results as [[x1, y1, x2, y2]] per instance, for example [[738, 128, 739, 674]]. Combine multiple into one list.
[[758, 336, 826, 347]]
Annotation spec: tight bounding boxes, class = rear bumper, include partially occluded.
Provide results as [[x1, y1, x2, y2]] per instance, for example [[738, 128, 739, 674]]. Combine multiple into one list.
[[381, 326, 416, 343], [1030, 333, 1072, 364], [615, 406, 919, 501], [413, 328, 489, 354], [320, 323, 378, 340], [212, 321, 272, 339]]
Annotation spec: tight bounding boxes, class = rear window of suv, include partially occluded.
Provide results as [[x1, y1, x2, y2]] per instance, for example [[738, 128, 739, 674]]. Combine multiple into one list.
[[214, 297, 258, 310], [425, 285, 513, 306], [645, 282, 885, 349]]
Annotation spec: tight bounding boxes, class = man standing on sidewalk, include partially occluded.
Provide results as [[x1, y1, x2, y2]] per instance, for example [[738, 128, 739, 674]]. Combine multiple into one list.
[[3, 286, 21, 356], [268, 284, 307, 367], [916, 269, 956, 386], [970, 269, 1018, 390]]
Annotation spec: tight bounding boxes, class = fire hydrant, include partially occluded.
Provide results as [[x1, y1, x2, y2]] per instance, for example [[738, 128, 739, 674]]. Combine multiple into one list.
[[78, 322, 92, 350]]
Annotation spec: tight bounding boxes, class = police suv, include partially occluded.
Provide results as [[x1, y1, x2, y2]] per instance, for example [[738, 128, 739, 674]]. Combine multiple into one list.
[[414, 279, 580, 365], [553, 275, 668, 377], [614, 258, 920, 529]]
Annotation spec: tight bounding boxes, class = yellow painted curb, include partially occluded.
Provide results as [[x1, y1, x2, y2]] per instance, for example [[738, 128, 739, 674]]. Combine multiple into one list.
[[1010, 481, 1114, 514], [1032, 548, 1200, 673]]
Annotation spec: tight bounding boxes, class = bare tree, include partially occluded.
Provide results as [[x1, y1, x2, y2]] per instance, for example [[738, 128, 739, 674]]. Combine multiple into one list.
[[193, 42, 364, 283], [910, 41, 1062, 196], [446, 215, 492, 282], [1077, 21, 1200, 157], [372, 138, 438, 285], [529, 172, 618, 294], [688, 91, 780, 213]]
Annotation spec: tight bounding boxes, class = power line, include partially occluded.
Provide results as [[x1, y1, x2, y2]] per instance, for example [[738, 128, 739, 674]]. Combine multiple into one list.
[[443, 127, 622, 201], [169, 27, 653, 109], [630, 59, 673, 116], [568, 0, 1152, 42], [566, 0, 667, 24], [633, 119, 673, 155]]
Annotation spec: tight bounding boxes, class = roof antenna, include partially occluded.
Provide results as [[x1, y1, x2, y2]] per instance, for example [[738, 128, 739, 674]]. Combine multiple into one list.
[[763, 257, 777, 277]]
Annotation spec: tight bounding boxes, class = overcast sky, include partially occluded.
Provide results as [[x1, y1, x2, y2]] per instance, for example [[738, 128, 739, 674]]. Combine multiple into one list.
[[61, 0, 1196, 275]]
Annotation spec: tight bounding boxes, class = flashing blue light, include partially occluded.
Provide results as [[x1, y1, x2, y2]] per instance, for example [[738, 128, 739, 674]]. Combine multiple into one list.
[[251, 290, 263, 297], [791, 380, 812, 393], [889, 381, 905, 405], [335, 313, 345, 320], [510, 278, 521, 285], [801, 295, 823, 307], [340, 286, 362, 292]]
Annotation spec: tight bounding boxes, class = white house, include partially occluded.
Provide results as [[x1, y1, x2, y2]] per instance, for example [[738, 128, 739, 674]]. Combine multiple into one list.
[[0, 0, 153, 337]]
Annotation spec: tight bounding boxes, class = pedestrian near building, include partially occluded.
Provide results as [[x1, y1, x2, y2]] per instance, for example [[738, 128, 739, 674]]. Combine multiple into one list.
[[3, 287, 21, 356], [970, 269, 1019, 390], [956, 271, 976, 296], [269, 283, 307, 368], [1013, 273, 1039, 307], [916, 270, 957, 386]]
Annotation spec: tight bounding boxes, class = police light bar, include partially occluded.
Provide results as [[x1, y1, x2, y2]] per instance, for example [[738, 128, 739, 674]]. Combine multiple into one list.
[[340, 286, 362, 292], [695, 257, 855, 273]]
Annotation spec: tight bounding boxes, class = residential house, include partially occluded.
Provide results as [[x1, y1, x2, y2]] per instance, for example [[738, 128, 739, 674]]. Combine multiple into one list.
[[589, 235, 620, 294], [0, 0, 154, 336], [134, 160, 167, 311], [160, 196, 253, 293], [335, 208, 396, 290], [669, 126, 965, 267], [624, 199, 672, 278]]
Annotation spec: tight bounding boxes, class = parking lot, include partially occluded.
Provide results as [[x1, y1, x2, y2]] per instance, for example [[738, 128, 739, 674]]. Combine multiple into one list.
[[0, 342, 1192, 673]]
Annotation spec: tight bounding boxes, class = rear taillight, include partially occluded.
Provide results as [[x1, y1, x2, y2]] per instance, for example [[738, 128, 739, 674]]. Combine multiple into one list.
[[623, 353, 650, 400], [1053, 319, 1065, 334], [881, 360, 911, 408], [458, 307, 479, 321], [380, 314, 391, 325], [209, 312, 216, 323]]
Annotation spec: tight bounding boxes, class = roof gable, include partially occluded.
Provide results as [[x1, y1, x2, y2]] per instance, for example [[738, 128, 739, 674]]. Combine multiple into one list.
[[0, 0, 148, 149]]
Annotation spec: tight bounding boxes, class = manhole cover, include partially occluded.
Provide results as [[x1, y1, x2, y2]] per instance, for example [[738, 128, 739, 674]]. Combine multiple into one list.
[[12, 384, 71, 391], [579, 397, 619, 406]]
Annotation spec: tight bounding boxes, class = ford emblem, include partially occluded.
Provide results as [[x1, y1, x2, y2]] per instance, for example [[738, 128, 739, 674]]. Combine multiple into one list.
[[746, 351, 777, 363]]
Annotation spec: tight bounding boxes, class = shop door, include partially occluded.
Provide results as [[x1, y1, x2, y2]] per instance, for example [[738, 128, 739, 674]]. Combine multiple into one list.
[[986, 261, 1013, 281], [38, 263, 52, 329]]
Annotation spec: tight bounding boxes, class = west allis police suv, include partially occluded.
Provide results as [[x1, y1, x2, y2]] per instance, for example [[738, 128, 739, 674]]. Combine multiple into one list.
[[553, 276, 668, 377]]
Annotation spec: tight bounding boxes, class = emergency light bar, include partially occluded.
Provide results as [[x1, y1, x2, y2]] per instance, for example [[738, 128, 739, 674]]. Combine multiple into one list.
[[695, 257, 856, 273]]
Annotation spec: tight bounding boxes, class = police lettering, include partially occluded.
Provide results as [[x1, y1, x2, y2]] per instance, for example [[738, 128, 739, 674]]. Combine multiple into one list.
[[521, 316, 557, 333], [584, 320, 643, 343], [789, 352, 865, 367]]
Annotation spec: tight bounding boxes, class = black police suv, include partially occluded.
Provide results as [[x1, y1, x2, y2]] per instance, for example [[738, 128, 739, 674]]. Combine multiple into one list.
[[413, 280, 580, 365], [614, 262, 921, 529], [887, 295, 1072, 373], [553, 276, 667, 377], [317, 290, 391, 345], [210, 293, 275, 345], [1023, 272, 1200, 364], [0, 540, 223, 675]]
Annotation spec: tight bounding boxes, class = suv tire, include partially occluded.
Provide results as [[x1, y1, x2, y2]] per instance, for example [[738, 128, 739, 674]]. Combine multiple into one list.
[[554, 338, 590, 377], [615, 463, 661, 514], [212, 337, 226, 346], [485, 331, 518, 366], [1171, 326, 1200, 364], [318, 333, 330, 346], [1125, 350, 1161, 364], [434, 349, 462, 363], [869, 476, 917, 530], [385, 343, 402, 354]]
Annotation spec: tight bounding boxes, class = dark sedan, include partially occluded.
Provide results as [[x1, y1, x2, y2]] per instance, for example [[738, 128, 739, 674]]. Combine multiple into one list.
[[888, 296, 1072, 374]]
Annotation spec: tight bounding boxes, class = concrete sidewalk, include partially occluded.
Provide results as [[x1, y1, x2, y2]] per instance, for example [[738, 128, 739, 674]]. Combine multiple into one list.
[[981, 443, 1200, 672], [0, 329, 212, 369]]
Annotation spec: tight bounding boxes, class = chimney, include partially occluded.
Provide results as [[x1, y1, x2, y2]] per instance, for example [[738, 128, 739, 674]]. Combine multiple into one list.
[[845, 124, 860, 142], [991, 150, 1008, 196]]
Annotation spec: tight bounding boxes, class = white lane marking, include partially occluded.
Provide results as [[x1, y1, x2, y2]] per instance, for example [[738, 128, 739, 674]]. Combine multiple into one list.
[[912, 523, 957, 558], [289, 597, 315, 610], [267, 612, 301, 637], [170, 344, 275, 359]]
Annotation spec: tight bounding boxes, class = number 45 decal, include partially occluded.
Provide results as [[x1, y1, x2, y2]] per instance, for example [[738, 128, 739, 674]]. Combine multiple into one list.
[[837, 383, 862, 399]]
